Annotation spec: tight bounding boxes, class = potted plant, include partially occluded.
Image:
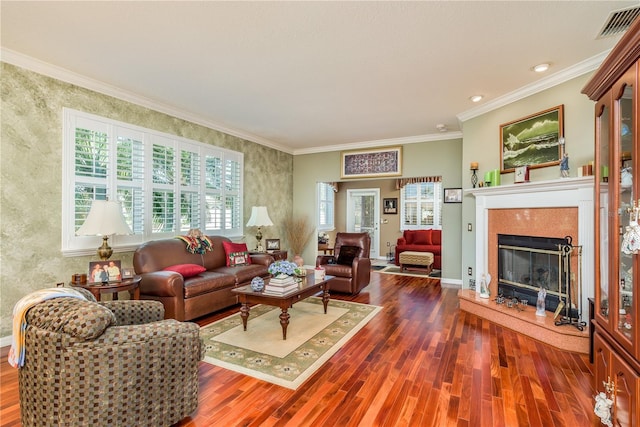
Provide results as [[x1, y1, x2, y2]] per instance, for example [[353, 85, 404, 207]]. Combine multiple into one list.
[[284, 215, 314, 266]]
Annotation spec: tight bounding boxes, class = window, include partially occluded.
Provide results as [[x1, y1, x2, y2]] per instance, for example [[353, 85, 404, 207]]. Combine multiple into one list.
[[400, 181, 442, 230], [62, 108, 243, 255], [317, 182, 335, 231]]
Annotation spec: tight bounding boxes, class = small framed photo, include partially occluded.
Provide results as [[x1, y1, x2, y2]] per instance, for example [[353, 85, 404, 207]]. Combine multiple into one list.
[[444, 188, 462, 203], [122, 267, 135, 279], [265, 239, 280, 251], [383, 198, 398, 214], [89, 260, 121, 283]]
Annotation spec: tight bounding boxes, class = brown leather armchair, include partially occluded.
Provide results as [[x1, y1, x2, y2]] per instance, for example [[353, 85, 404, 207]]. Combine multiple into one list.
[[316, 232, 371, 294]]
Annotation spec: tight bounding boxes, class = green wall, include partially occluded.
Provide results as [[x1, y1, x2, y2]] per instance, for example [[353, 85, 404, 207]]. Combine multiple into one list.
[[460, 72, 596, 288], [0, 63, 293, 338], [292, 139, 463, 283]]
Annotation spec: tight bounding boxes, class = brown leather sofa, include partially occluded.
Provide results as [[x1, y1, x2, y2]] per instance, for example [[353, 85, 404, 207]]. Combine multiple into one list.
[[133, 235, 272, 321], [315, 232, 371, 294]]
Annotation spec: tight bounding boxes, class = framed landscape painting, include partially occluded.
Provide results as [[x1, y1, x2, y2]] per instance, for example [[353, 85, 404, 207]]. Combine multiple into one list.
[[500, 105, 564, 173]]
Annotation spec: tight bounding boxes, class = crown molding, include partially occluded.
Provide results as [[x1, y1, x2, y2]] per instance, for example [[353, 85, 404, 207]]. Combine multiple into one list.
[[1, 48, 294, 154], [456, 50, 611, 124], [292, 131, 463, 155]]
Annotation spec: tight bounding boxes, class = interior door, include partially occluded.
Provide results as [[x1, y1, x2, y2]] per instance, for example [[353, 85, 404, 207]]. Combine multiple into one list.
[[346, 189, 380, 258]]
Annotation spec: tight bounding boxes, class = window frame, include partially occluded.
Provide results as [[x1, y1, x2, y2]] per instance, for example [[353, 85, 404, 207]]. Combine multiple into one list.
[[399, 181, 443, 230], [62, 108, 244, 256]]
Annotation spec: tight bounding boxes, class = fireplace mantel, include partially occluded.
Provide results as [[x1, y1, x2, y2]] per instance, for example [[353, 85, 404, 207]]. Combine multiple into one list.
[[466, 176, 594, 321]]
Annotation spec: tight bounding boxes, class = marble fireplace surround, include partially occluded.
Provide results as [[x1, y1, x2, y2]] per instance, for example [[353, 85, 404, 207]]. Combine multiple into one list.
[[461, 177, 594, 352]]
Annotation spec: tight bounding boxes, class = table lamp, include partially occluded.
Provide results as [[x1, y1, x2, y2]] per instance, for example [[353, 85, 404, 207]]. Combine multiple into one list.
[[76, 200, 133, 260], [246, 206, 273, 252]]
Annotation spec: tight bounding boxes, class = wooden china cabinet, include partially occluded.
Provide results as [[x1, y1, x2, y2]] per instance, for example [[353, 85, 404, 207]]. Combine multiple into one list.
[[583, 17, 640, 426]]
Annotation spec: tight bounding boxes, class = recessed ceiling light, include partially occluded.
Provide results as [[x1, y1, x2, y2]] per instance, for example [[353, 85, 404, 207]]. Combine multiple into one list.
[[533, 63, 550, 73], [469, 95, 483, 103]]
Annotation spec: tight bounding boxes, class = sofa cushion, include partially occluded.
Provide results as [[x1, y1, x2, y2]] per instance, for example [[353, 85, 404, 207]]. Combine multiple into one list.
[[431, 229, 442, 245], [214, 264, 270, 285], [163, 263, 206, 278], [183, 272, 237, 298], [412, 230, 432, 245], [222, 241, 252, 266], [337, 245, 360, 266]]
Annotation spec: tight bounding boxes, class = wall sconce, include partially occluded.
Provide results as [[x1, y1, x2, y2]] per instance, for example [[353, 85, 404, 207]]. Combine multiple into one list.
[[470, 162, 479, 188], [246, 206, 273, 252], [76, 200, 133, 260]]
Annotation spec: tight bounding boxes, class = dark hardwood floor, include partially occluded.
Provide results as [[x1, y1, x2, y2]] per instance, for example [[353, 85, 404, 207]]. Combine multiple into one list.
[[0, 272, 598, 426]]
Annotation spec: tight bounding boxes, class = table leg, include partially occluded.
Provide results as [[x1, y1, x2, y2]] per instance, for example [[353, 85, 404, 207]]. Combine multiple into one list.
[[279, 308, 290, 340], [90, 289, 101, 301], [239, 303, 250, 331], [322, 287, 330, 314], [112, 291, 119, 301], [129, 287, 140, 300]]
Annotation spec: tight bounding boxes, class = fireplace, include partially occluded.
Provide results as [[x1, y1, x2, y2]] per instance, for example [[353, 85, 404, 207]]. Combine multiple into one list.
[[458, 177, 594, 353], [497, 234, 579, 318]]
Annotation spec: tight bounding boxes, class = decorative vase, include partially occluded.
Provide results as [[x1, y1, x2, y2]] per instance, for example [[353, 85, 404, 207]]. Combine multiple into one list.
[[250, 276, 265, 292], [293, 254, 304, 267]]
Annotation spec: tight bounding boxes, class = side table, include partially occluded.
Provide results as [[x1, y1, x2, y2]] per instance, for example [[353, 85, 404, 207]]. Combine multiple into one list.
[[70, 276, 141, 301], [250, 250, 288, 261]]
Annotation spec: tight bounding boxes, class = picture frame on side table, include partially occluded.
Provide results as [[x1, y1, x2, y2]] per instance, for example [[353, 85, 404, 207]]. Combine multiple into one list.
[[265, 239, 281, 251], [341, 146, 402, 179], [89, 260, 121, 283], [444, 188, 462, 203], [122, 267, 135, 279], [500, 105, 564, 173]]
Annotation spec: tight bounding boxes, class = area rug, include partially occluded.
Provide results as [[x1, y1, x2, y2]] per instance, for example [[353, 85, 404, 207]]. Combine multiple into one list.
[[378, 265, 441, 278], [200, 297, 382, 389]]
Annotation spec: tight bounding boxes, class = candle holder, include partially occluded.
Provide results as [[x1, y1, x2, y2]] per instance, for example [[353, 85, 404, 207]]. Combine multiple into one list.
[[470, 162, 479, 188]]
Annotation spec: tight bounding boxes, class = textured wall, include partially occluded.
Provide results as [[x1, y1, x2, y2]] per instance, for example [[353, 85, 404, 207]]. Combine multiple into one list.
[[0, 62, 293, 338]]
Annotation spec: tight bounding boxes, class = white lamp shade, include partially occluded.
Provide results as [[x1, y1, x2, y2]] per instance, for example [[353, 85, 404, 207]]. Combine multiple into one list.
[[245, 206, 273, 227], [76, 200, 133, 236]]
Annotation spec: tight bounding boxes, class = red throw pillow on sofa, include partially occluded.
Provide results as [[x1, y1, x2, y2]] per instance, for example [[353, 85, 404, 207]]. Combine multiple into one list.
[[222, 241, 252, 266], [413, 229, 432, 245], [162, 264, 206, 278]]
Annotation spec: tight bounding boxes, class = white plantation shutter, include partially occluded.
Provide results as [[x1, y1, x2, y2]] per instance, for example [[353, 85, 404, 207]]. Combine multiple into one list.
[[400, 181, 442, 230], [62, 108, 244, 255], [317, 182, 335, 231]]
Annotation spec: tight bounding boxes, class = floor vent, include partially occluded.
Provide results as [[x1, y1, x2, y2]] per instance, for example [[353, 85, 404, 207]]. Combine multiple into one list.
[[597, 5, 640, 39]]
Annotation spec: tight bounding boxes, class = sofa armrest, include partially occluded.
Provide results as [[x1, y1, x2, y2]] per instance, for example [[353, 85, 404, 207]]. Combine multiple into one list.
[[99, 300, 165, 325], [249, 253, 275, 266], [138, 271, 184, 297], [397, 237, 407, 245]]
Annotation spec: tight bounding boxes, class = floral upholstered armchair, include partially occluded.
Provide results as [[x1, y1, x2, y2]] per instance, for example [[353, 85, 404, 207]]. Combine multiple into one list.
[[16, 290, 202, 427]]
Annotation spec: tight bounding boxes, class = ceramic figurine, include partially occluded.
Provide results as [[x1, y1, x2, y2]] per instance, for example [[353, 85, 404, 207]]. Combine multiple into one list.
[[536, 287, 547, 316]]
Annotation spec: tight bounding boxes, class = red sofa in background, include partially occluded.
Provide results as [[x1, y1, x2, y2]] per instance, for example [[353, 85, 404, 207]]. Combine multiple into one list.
[[394, 229, 442, 269]]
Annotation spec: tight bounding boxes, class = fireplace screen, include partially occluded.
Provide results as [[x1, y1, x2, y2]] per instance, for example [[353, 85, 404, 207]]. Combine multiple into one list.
[[497, 234, 579, 317]]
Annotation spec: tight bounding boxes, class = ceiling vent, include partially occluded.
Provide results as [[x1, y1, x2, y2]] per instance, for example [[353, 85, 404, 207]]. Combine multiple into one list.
[[597, 5, 640, 39]]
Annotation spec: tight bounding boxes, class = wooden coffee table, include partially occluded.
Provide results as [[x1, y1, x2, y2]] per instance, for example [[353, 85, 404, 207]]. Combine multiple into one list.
[[232, 273, 334, 340]]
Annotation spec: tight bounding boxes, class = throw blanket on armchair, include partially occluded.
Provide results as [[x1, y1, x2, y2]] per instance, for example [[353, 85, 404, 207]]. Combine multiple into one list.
[[8, 287, 87, 368]]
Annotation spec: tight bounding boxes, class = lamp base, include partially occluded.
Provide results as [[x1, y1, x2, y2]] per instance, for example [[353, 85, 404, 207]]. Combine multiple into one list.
[[97, 236, 113, 260]]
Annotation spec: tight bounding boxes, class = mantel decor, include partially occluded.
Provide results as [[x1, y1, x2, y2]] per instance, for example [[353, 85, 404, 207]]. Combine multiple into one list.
[[500, 105, 564, 173], [341, 146, 402, 179]]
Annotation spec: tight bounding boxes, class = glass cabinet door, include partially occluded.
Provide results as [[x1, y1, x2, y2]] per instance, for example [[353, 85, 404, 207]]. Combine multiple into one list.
[[615, 80, 635, 348]]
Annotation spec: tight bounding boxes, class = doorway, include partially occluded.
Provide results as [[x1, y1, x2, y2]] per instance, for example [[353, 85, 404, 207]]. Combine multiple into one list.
[[346, 189, 380, 258]]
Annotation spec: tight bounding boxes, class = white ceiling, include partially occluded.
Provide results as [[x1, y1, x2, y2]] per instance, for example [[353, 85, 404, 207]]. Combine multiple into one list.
[[1, 1, 636, 154]]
